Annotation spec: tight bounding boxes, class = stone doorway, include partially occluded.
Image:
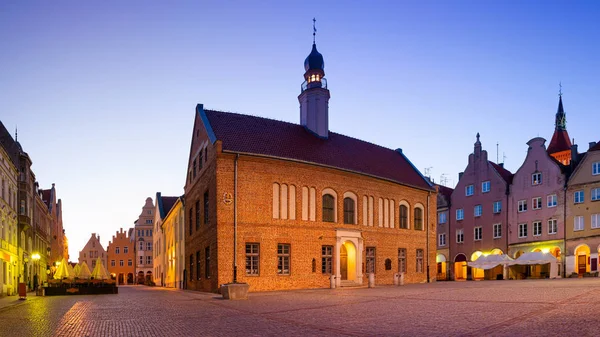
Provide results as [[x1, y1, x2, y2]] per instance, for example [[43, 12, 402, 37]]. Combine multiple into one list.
[[335, 229, 363, 287]]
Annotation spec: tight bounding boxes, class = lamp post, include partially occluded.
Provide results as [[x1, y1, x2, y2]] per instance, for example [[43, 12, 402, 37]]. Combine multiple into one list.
[[32, 253, 40, 294]]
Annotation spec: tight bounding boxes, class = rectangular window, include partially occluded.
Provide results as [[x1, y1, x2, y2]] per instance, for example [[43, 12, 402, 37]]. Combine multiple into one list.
[[518, 200, 527, 212], [147, 242, 152, 251], [119, 260, 124, 267], [547, 194, 557, 207], [189, 208, 193, 235], [92, 260, 96, 268], [124, 247, 128, 254], [574, 190, 584, 204], [366, 247, 376, 274], [246, 243, 260, 276], [115, 247, 120, 254], [111, 260, 115, 267], [146, 256, 151, 265], [189, 254, 194, 281], [482, 181, 490, 193], [466, 185, 474, 196], [193, 158, 197, 179], [204, 191, 209, 225], [493, 223, 502, 238], [474, 227, 482, 241], [195, 200, 200, 230], [532, 172, 542, 185], [456, 229, 464, 243], [139, 256, 143, 265], [574, 216, 584, 231], [139, 242, 143, 251], [438, 212, 447, 224], [438, 233, 446, 246], [532, 197, 542, 210], [592, 214, 600, 229], [321, 245, 333, 274], [416, 249, 424, 273], [548, 219, 557, 234], [533, 221, 542, 236], [205, 246, 211, 278], [199, 150, 204, 170], [456, 209, 464, 220], [399, 205, 408, 229], [196, 251, 201, 280], [518, 223, 527, 238], [277, 244, 290, 275], [474, 205, 482, 217], [493, 201, 502, 214], [398, 248, 406, 273], [593, 161, 600, 175], [128, 259, 132, 266], [592, 188, 600, 201]]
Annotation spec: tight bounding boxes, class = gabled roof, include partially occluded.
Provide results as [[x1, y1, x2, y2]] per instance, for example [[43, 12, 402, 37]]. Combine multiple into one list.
[[157, 193, 179, 220], [0, 121, 20, 167], [437, 185, 454, 200], [589, 141, 600, 152], [40, 189, 52, 210], [490, 162, 513, 184], [200, 107, 433, 191], [547, 129, 572, 154]]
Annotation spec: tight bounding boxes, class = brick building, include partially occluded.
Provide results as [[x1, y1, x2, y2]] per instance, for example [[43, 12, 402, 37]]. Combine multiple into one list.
[[107, 228, 135, 284], [184, 39, 437, 293]]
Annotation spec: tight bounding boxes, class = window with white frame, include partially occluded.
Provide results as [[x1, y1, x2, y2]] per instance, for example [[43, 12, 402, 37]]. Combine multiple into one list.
[[466, 185, 474, 196], [493, 224, 502, 238], [474, 227, 482, 241], [146, 256, 151, 265], [593, 161, 600, 175], [456, 229, 464, 243], [493, 201, 502, 214], [124, 246, 128, 254], [139, 242, 143, 251], [438, 212, 447, 224], [119, 260, 124, 267], [139, 256, 143, 265], [474, 205, 482, 217], [532, 172, 542, 185], [548, 219, 557, 234], [533, 221, 542, 236], [518, 200, 527, 212], [111, 260, 115, 267], [115, 247, 120, 254], [574, 190, 584, 204], [518, 223, 527, 238], [547, 194, 557, 207], [456, 209, 464, 220], [438, 233, 446, 246], [482, 181, 490, 193], [592, 188, 600, 201], [532, 197, 542, 210], [574, 216, 584, 231], [592, 214, 600, 229]]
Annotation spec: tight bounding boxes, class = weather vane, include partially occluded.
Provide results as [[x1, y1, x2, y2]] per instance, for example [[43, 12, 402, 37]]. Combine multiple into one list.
[[313, 18, 317, 44]]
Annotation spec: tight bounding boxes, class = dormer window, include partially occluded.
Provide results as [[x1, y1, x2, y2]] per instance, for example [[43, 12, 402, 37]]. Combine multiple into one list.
[[532, 172, 542, 185]]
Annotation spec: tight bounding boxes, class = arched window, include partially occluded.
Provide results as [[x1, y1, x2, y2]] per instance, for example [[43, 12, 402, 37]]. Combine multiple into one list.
[[322, 194, 335, 222], [414, 207, 423, 230], [400, 205, 409, 229], [343, 197, 355, 224]]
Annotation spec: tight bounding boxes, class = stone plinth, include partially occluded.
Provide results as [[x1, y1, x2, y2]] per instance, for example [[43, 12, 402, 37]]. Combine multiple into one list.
[[221, 283, 249, 300]]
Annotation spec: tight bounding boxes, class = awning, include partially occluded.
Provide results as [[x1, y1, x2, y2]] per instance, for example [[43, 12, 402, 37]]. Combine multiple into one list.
[[468, 254, 513, 270], [508, 252, 558, 266]]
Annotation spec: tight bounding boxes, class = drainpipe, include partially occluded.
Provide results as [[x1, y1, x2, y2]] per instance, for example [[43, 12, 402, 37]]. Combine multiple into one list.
[[563, 185, 567, 278], [427, 191, 431, 283], [233, 153, 239, 283]]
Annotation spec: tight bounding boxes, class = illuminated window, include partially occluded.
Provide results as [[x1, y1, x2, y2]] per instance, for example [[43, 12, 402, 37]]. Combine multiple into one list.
[[532, 172, 542, 185]]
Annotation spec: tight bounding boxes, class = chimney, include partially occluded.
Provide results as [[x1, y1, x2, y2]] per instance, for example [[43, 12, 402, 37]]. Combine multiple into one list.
[[499, 163, 504, 168], [571, 144, 578, 164], [458, 172, 464, 181], [590, 142, 597, 150]]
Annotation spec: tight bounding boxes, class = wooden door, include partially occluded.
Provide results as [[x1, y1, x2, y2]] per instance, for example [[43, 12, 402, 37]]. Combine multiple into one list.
[[578, 255, 586, 274], [340, 245, 348, 280]]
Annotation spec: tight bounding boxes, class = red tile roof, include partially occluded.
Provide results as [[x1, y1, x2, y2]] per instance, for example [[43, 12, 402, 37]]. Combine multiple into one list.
[[489, 162, 513, 184], [547, 129, 572, 154], [202, 108, 433, 191]]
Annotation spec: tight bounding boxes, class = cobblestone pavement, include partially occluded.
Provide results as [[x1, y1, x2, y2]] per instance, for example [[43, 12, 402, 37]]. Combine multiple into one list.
[[0, 278, 599, 337]]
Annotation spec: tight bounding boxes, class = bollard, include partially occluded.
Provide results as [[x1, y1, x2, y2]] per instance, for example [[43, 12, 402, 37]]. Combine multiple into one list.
[[393, 273, 399, 286], [399, 272, 405, 286], [330, 275, 336, 289], [368, 273, 375, 288]]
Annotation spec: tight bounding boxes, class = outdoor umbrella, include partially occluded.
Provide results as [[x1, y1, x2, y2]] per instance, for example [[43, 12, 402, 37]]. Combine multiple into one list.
[[73, 264, 81, 277], [67, 263, 76, 280], [91, 257, 110, 280], [79, 261, 92, 279], [53, 257, 70, 280]]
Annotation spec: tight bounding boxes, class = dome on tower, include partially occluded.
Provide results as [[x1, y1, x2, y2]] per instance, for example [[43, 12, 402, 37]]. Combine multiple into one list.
[[304, 43, 324, 72]]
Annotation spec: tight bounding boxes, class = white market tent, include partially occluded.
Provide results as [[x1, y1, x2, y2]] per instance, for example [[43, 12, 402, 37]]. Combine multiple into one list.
[[79, 261, 92, 279], [509, 252, 560, 279], [468, 254, 513, 270], [91, 257, 110, 280]]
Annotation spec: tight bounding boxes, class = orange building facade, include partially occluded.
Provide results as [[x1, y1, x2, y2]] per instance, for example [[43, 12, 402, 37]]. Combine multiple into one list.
[[107, 228, 135, 285]]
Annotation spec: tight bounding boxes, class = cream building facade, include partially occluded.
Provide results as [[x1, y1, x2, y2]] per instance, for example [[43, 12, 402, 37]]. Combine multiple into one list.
[[78, 233, 107, 271], [0, 143, 18, 296], [153, 193, 182, 288], [134, 197, 154, 284]]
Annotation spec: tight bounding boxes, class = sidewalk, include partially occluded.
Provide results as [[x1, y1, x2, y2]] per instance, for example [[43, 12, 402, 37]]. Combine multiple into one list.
[[0, 291, 44, 311]]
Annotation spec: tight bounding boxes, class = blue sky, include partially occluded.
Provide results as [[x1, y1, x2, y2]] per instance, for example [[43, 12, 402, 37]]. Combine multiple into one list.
[[1, 1, 599, 259]]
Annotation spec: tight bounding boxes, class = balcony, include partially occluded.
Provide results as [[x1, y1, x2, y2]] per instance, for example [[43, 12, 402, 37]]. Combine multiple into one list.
[[18, 214, 32, 231]]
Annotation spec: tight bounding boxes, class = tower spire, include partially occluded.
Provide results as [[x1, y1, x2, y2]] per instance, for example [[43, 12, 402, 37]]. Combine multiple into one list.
[[313, 18, 317, 44], [555, 84, 566, 131], [15, 126, 17, 142]]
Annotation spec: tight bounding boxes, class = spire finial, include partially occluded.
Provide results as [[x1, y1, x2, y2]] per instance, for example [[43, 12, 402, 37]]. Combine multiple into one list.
[[559, 81, 562, 97], [313, 17, 317, 44], [15, 126, 17, 142], [476, 132, 480, 142]]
